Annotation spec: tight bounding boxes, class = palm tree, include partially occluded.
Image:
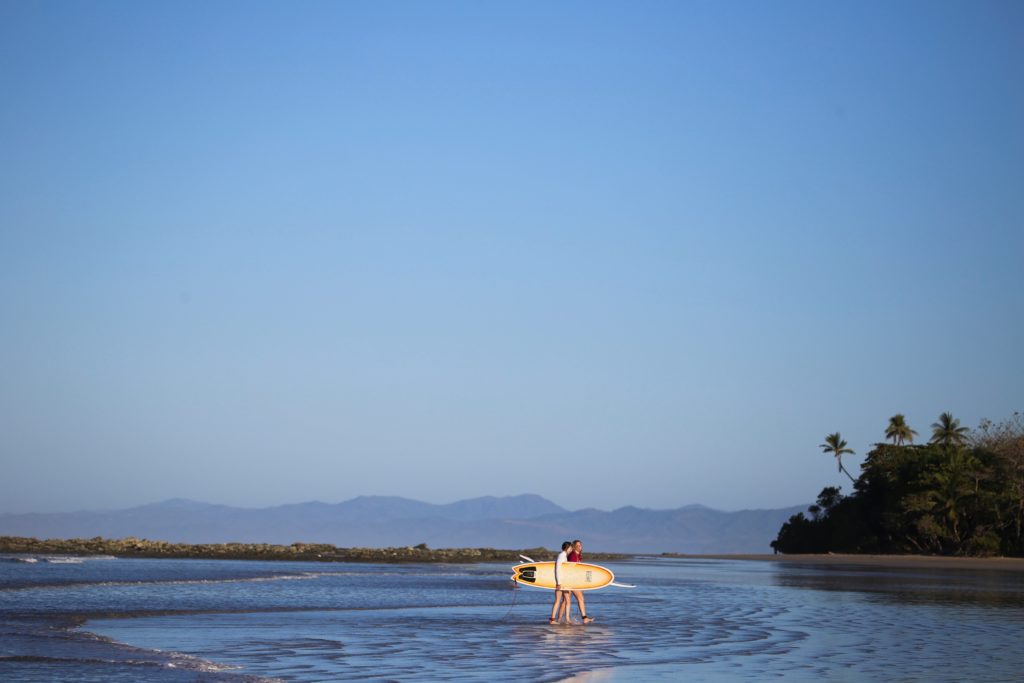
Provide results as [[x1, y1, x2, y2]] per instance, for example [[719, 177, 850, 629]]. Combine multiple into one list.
[[820, 432, 857, 483], [923, 450, 979, 549], [885, 414, 918, 445], [930, 412, 969, 447]]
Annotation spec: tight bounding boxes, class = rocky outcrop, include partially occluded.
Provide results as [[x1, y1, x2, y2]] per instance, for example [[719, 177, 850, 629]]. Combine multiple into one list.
[[0, 536, 628, 563]]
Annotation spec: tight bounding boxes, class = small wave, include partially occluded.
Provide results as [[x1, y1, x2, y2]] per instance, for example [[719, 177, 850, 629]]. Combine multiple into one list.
[[0, 653, 236, 672], [165, 650, 242, 673], [0, 571, 325, 593], [1, 554, 117, 564]]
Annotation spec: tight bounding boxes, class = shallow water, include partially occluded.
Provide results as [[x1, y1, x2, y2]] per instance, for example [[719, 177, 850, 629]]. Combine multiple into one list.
[[2, 554, 1023, 681]]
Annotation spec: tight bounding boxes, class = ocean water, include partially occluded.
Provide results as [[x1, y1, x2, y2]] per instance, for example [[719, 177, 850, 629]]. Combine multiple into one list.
[[2, 554, 1023, 681]]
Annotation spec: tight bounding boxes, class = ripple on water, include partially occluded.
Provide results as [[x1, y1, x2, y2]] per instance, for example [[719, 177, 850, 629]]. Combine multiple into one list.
[[6, 558, 1024, 681]]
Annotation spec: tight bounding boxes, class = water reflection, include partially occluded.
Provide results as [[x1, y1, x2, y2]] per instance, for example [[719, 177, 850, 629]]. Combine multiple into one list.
[[771, 563, 1024, 608]]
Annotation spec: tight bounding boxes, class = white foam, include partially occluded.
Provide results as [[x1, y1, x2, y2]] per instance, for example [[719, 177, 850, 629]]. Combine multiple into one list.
[[0, 571, 327, 593]]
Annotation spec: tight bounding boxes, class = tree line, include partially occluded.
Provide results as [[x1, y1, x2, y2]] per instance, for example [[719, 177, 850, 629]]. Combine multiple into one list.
[[772, 412, 1024, 556]]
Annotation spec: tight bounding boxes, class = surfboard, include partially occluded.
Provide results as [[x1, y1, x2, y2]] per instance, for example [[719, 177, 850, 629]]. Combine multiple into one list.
[[511, 561, 614, 591]]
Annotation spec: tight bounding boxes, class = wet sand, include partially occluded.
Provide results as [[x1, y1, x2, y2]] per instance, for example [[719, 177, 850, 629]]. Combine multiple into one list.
[[663, 552, 1024, 571]]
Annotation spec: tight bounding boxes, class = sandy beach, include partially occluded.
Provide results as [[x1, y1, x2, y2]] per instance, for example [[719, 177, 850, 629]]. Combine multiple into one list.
[[664, 553, 1024, 571]]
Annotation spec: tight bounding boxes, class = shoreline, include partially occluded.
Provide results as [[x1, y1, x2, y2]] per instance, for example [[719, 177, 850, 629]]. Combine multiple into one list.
[[6, 536, 1023, 570], [660, 552, 1024, 571]]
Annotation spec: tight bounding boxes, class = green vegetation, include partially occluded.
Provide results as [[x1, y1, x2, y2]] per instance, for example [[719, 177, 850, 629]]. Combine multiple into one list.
[[930, 411, 969, 447], [773, 412, 1024, 557], [885, 413, 917, 445], [820, 432, 857, 484]]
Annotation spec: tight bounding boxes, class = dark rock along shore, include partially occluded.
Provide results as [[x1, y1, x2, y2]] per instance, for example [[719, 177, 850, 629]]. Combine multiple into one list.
[[0, 536, 629, 563]]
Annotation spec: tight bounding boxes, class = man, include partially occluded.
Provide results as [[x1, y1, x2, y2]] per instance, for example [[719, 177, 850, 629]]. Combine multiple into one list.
[[549, 541, 572, 624]]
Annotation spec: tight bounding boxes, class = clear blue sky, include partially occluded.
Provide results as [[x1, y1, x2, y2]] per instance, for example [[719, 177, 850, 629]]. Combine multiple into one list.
[[2, 1, 1022, 514]]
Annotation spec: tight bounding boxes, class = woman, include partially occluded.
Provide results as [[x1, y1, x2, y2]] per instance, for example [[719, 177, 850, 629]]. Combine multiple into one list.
[[566, 539, 593, 623]]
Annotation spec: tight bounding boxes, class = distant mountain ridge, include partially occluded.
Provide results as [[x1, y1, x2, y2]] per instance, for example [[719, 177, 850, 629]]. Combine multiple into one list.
[[0, 495, 804, 554]]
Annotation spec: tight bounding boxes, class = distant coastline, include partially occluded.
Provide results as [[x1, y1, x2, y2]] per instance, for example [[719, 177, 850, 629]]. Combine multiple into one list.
[[9, 536, 1022, 571], [0, 536, 629, 564], [0, 495, 803, 554]]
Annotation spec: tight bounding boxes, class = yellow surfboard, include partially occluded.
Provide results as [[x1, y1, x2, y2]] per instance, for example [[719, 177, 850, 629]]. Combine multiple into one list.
[[511, 561, 614, 591]]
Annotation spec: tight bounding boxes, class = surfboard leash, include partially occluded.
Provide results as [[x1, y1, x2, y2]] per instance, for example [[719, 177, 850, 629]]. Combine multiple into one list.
[[499, 577, 520, 621]]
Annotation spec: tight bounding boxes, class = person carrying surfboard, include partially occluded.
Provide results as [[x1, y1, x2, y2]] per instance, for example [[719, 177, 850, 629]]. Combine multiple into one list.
[[549, 541, 572, 624], [567, 539, 594, 624]]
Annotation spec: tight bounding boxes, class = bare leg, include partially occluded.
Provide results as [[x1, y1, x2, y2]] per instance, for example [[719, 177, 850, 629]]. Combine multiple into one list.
[[549, 590, 563, 623], [573, 590, 592, 622]]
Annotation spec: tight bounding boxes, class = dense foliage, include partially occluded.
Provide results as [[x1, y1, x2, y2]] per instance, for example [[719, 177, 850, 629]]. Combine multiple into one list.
[[773, 413, 1024, 557]]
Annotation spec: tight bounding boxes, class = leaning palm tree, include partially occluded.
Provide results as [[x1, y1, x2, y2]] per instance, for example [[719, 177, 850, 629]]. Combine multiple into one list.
[[885, 414, 918, 445], [930, 412, 969, 447], [820, 432, 857, 483]]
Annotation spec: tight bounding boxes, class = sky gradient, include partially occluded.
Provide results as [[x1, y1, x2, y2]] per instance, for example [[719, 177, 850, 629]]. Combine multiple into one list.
[[2, 1, 1022, 514]]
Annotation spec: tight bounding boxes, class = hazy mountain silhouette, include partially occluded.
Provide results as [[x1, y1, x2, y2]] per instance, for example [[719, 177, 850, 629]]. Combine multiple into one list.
[[0, 495, 803, 553]]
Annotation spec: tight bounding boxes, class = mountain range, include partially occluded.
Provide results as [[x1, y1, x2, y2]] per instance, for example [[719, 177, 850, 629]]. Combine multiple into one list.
[[0, 495, 805, 554]]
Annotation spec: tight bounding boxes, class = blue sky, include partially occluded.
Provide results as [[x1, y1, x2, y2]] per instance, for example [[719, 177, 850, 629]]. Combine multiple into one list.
[[2, 1, 1022, 514]]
